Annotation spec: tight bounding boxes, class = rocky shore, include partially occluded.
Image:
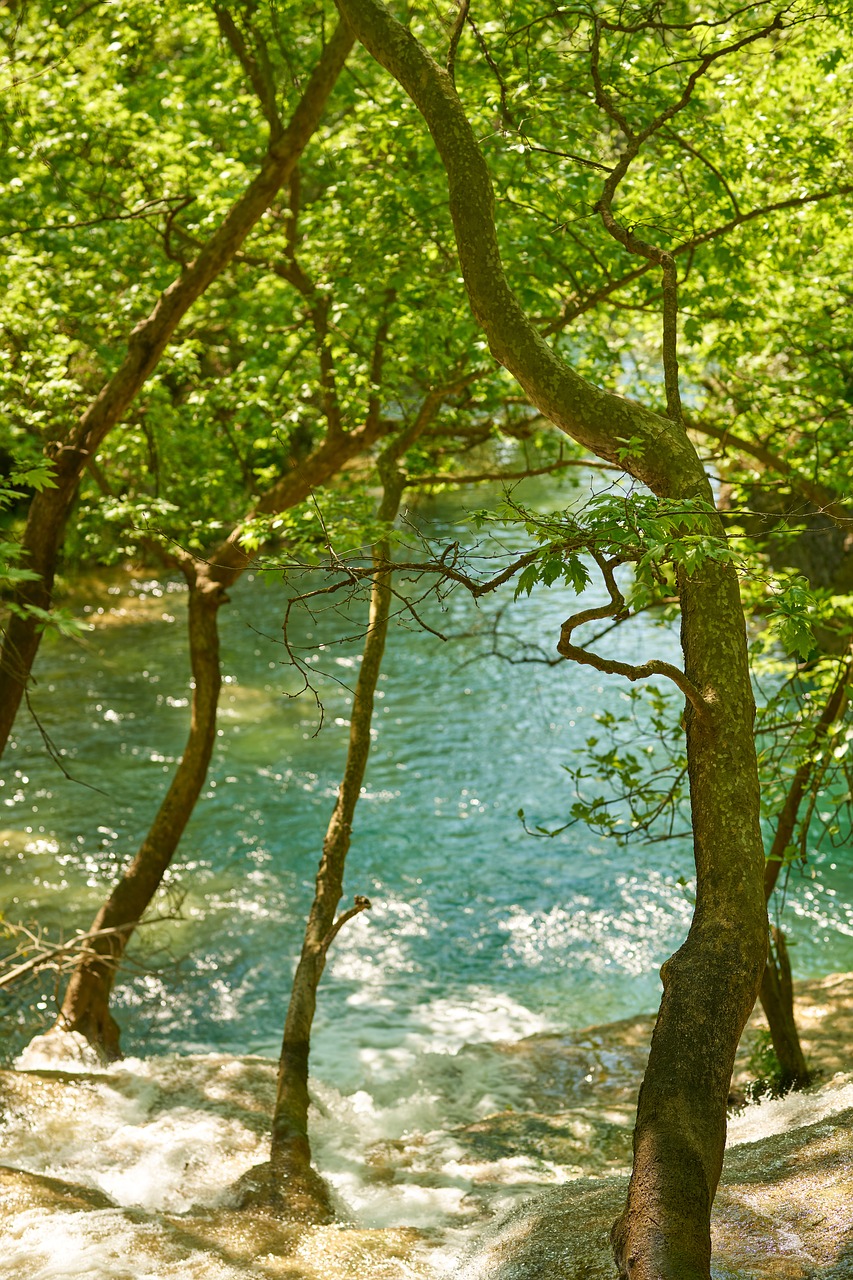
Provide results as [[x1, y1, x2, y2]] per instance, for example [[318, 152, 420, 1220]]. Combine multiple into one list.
[[1, 973, 851, 1279]]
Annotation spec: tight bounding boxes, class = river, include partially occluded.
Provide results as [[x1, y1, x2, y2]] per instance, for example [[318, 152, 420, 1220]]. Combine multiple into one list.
[[2, 476, 852, 1275]]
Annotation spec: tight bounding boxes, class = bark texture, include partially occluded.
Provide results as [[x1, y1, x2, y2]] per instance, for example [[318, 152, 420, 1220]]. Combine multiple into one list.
[[331, 3, 769, 1273], [610, 558, 766, 1279], [0, 20, 353, 759]]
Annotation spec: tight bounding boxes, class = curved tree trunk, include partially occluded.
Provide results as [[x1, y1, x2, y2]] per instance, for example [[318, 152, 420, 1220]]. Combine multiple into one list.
[[56, 567, 224, 1059], [258, 478, 401, 1221], [328, 5, 770, 1273], [52, 419, 393, 1059], [0, 20, 353, 759], [610, 559, 767, 1279]]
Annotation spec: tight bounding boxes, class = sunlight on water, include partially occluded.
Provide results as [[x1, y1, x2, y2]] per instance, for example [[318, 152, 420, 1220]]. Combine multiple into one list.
[[4, 1032, 853, 1279], [4, 484, 851, 1073], [2, 491, 852, 1119], [3, 486, 853, 1278]]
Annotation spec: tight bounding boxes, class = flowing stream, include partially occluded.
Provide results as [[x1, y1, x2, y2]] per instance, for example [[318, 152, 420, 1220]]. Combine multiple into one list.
[[2, 477, 853, 1276]]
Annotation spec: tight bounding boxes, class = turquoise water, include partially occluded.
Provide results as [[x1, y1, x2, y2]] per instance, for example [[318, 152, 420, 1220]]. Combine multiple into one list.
[[3, 482, 852, 1088]]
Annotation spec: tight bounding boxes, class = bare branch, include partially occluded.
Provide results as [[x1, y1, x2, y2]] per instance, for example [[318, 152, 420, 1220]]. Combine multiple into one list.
[[662, 128, 741, 218], [0, 195, 195, 242], [690, 418, 852, 529], [517, 138, 611, 173], [466, 11, 518, 130], [589, 16, 634, 140], [660, 253, 682, 423], [215, 5, 283, 139], [542, 185, 853, 334], [319, 895, 372, 957], [404, 456, 618, 487], [557, 552, 707, 714], [0, 915, 183, 991], [590, 10, 790, 429], [675, 183, 853, 256]]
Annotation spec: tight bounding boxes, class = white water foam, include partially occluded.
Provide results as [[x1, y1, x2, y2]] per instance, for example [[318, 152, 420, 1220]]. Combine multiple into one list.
[[727, 1071, 853, 1146], [7, 1047, 271, 1214], [17, 1029, 105, 1073], [0, 1208, 258, 1280], [5, 1030, 853, 1279]]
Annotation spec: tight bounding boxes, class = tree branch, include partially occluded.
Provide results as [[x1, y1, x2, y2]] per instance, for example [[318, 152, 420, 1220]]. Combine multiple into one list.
[[557, 552, 707, 714], [0, 916, 182, 991], [318, 895, 372, 957], [333, 0, 704, 498], [690, 418, 852, 529], [445, 0, 469, 86], [215, 5, 283, 139], [590, 11, 789, 428], [404, 456, 617, 487], [764, 650, 853, 899]]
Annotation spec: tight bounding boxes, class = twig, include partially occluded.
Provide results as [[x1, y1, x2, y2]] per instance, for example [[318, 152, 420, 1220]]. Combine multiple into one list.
[[215, 5, 282, 138], [0, 915, 183, 990], [319, 895, 372, 956], [557, 552, 707, 714], [24, 689, 110, 795], [404, 456, 619, 486]]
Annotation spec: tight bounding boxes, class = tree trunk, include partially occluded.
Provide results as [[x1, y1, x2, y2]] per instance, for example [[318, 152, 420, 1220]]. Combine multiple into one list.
[[52, 422, 390, 1058], [238, 478, 402, 1221], [609, 559, 767, 1280], [759, 926, 809, 1087], [329, 6, 770, 1273], [0, 480, 75, 746], [753, 656, 850, 1089], [0, 21, 353, 759], [56, 567, 224, 1059]]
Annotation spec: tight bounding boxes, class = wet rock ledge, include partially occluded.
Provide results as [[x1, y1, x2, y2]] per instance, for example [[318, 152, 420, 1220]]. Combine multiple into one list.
[[1, 973, 851, 1278]]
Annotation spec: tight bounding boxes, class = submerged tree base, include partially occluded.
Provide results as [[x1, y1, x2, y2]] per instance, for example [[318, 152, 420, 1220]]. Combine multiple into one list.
[[54, 1003, 123, 1065], [21, 1024, 119, 1071], [231, 1158, 336, 1225]]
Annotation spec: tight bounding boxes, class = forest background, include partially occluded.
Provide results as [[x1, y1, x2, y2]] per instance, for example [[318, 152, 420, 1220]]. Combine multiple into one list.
[[1, 1, 853, 1278]]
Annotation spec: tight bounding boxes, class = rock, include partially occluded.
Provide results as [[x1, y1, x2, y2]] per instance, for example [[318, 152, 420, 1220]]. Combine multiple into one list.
[[229, 1157, 337, 1224], [0, 1159, 434, 1280], [456, 1103, 853, 1279], [0, 1164, 118, 1214], [2, 974, 851, 1277], [16, 1027, 106, 1073]]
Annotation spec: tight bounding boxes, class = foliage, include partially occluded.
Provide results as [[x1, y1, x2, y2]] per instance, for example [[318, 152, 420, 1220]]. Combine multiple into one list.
[[0, 0, 516, 575], [2, 2, 853, 1081], [743, 1029, 818, 1103], [0, 465, 84, 638]]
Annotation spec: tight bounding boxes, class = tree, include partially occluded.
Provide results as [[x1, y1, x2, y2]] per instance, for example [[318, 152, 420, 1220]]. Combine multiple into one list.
[[3, 0, 457, 1056], [3, 2, 851, 1266], [530, 616, 851, 1091], [236, 455, 404, 1219], [0, 2, 353, 756], [50, 366, 466, 1056], [325, 1, 852, 1274]]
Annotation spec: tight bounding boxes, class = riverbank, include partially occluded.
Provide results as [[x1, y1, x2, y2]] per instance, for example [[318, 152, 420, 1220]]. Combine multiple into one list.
[[2, 972, 851, 1278]]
